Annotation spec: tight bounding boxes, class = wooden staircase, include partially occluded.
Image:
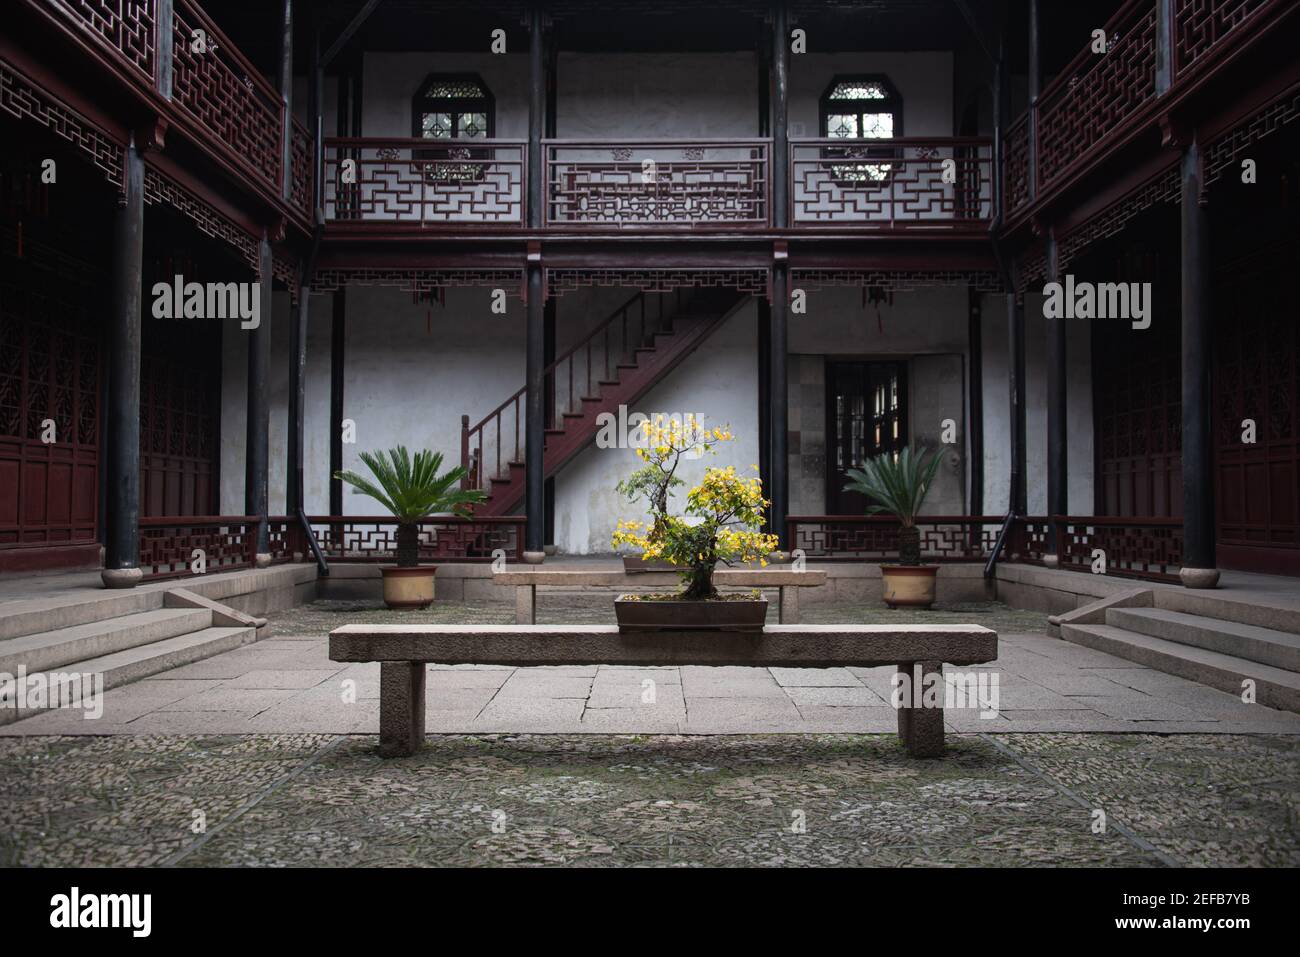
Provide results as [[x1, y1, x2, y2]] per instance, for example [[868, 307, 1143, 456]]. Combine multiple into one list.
[[462, 287, 748, 516]]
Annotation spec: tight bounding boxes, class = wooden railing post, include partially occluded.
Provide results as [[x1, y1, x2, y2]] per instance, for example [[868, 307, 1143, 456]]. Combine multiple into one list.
[[155, 0, 174, 99], [460, 414, 470, 489]]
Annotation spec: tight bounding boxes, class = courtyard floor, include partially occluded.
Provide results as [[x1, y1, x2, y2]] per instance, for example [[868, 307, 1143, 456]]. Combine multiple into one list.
[[2, 597, 1298, 867]]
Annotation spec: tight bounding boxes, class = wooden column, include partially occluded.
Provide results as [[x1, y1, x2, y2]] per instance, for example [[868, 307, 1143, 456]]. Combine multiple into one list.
[[329, 290, 345, 515], [1027, 0, 1040, 201], [1044, 232, 1066, 557], [1007, 273, 1027, 516], [278, 0, 294, 201], [247, 237, 273, 564], [1179, 138, 1219, 588], [757, 297, 772, 531], [769, 0, 790, 547], [156, 0, 175, 99], [967, 287, 984, 517], [543, 17, 557, 551], [772, 0, 789, 229], [102, 137, 145, 588], [524, 2, 546, 561]]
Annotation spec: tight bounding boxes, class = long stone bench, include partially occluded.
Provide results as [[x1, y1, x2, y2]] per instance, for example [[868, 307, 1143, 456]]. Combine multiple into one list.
[[494, 568, 829, 624], [329, 623, 998, 759]]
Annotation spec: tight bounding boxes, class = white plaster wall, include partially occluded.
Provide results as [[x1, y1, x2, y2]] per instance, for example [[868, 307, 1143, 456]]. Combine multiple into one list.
[[553, 301, 761, 555]]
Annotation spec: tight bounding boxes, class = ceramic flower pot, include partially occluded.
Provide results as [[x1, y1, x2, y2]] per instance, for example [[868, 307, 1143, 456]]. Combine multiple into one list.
[[380, 565, 436, 609], [881, 564, 938, 609], [614, 595, 768, 632]]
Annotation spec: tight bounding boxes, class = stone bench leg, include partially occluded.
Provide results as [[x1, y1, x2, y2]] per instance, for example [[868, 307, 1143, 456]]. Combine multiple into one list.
[[779, 585, 800, 624], [515, 584, 535, 625], [379, 661, 426, 758], [895, 660, 944, 758]]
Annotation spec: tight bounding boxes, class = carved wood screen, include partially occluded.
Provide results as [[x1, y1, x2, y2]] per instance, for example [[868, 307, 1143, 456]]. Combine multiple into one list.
[[139, 316, 220, 517], [0, 235, 100, 550], [1214, 240, 1299, 573]]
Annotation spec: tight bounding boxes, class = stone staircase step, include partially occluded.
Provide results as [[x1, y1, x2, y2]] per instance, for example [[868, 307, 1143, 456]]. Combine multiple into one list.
[[0, 607, 213, 675], [1061, 622, 1300, 713], [0, 625, 257, 725], [1108, 607, 1300, 673]]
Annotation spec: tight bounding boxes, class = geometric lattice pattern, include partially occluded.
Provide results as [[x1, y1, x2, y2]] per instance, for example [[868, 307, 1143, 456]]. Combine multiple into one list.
[[171, 0, 282, 192], [289, 117, 314, 220], [1057, 517, 1183, 583], [792, 269, 1003, 294], [54, 0, 156, 82], [1174, 0, 1269, 77], [0, 58, 125, 190], [791, 139, 992, 227], [143, 167, 259, 270], [312, 268, 525, 297], [325, 139, 525, 224], [546, 269, 770, 300], [303, 517, 525, 563], [138, 518, 256, 580], [787, 517, 1003, 561], [1203, 78, 1300, 188], [1003, 115, 1031, 214], [546, 142, 768, 228], [1036, 3, 1158, 191]]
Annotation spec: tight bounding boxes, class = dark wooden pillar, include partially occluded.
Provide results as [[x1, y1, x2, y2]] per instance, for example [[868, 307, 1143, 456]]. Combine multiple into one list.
[[102, 137, 145, 588], [542, 16, 557, 551], [769, 0, 790, 547], [278, 0, 294, 201], [156, 0, 175, 99], [1180, 137, 1219, 587], [1007, 274, 1027, 516], [1156, 0, 1174, 95], [1044, 231, 1066, 556], [1027, 0, 1040, 201], [287, 286, 308, 515], [757, 297, 772, 531], [247, 237, 273, 562], [329, 290, 345, 515], [524, 2, 546, 561], [967, 286, 984, 517]]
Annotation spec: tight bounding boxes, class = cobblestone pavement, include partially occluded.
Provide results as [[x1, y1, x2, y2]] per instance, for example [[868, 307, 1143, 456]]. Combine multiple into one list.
[[1, 731, 1296, 867]]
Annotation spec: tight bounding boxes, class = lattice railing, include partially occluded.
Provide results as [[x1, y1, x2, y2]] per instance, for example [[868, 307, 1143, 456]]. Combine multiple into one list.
[[1004, 515, 1182, 583], [303, 516, 525, 563], [1036, 0, 1159, 192], [289, 117, 314, 219], [170, 0, 283, 193], [786, 516, 1005, 562], [138, 515, 257, 580], [1174, 0, 1272, 79], [323, 138, 525, 225], [1002, 115, 1031, 215], [545, 140, 770, 228], [791, 138, 992, 228], [48, 0, 157, 84]]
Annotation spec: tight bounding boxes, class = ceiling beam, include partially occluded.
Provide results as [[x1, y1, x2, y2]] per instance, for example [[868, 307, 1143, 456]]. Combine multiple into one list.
[[322, 0, 384, 69]]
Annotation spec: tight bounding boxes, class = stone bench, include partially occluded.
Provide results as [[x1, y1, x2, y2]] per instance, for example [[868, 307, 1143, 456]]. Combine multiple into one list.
[[329, 623, 998, 759], [493, 568, 829, 624]]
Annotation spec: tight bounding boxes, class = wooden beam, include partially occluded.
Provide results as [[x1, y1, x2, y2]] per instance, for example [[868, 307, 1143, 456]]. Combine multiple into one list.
[[321, 0, 383, 69]]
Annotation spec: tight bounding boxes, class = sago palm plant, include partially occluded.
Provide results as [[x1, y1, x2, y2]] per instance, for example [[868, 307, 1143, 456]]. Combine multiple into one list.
[[335, 447, 486, 567], [842, 446, 944, 565]]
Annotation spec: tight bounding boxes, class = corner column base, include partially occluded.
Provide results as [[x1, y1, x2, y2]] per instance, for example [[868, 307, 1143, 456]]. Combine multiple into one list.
[[522, 551, 545, 565], [1179, 566, 1220, 589], [101, 567, 143, 589], [1042, 553, 1061, 569]]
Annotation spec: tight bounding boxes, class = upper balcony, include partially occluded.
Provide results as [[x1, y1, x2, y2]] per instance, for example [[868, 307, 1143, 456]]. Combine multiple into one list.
[[321, 136, 993, 234]]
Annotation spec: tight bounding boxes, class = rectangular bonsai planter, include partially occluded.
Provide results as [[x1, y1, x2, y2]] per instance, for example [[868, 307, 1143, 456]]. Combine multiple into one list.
[[621, 556, 678, 574], [614, 597, 768, 632]]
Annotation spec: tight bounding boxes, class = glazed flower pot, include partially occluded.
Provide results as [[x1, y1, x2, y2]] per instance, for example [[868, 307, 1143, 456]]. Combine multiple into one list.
[[614, 595, 768, 632], [881, 564, 938, 609], [380, 565, 436, 609]]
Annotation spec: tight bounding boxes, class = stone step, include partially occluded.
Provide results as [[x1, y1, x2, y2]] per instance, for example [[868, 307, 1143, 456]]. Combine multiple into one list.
[[0, 625, 256, 726], [0, 589, 164, 643], [1156, 588, 1300, 637], [0, 607, 214, 676], [1061, 623, 1300, 714], [1108, 607, 1300, 673]]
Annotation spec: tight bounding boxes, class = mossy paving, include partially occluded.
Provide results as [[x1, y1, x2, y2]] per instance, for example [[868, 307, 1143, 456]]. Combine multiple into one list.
[[2, 732, 1295, 867]]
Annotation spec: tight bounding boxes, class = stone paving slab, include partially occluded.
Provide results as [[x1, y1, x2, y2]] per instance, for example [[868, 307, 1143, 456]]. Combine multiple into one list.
[[1, 732, 1295, 867]]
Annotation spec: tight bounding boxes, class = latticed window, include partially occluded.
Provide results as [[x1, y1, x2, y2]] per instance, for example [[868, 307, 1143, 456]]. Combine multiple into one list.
[[820, 75, 902, 184], [411, 74, 494, 182]]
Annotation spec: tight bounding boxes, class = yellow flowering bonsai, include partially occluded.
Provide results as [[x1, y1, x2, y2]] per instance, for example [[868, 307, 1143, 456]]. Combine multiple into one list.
[[613, 463, 779, 601], [614, 414, 733, 561]]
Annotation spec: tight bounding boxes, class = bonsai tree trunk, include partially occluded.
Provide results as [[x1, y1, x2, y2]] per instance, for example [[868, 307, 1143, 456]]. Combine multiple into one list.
[[682, 562, 719, 601], [898, 525, 921, 565], [395, 522, 419, 567]]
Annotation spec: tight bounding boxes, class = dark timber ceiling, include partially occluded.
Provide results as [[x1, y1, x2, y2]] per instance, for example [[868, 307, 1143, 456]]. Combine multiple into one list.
[[204, 0, 1126, 77]]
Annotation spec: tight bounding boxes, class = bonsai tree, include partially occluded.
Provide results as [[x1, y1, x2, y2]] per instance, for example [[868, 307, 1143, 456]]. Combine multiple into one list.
[[614, 465, 778, 600], [842, 446, 944, 565], [335, 446, 486, 566], [615, 414, 732, 560]]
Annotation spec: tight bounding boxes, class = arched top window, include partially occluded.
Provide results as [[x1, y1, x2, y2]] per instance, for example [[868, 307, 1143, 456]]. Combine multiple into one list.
[[411, 73, 494, 140], [819, 75, 903, 140]]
